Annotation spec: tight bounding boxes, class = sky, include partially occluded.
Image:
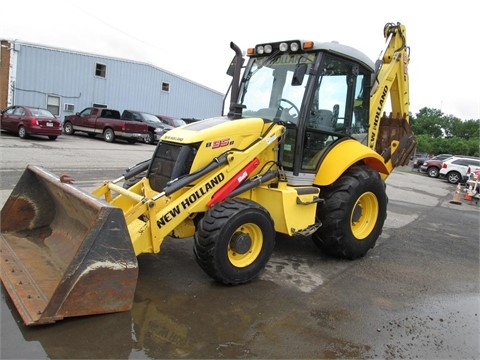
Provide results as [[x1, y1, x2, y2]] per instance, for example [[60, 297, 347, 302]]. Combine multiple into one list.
[[1, 0, 479, 121]]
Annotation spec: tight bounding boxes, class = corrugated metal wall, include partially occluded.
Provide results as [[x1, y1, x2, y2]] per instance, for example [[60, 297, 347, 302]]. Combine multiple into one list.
[[11, 42, 225, 121]]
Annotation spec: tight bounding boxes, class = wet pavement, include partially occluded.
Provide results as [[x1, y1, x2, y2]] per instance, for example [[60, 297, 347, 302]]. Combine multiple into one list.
[[0, 134, 479, 359]]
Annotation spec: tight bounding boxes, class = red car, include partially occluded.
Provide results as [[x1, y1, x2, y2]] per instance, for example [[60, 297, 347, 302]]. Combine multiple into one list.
[[419, 154, 453, 177], [0, 105, 63, 140], [156, 115, 187, 128], [419, 159, 444, 178]]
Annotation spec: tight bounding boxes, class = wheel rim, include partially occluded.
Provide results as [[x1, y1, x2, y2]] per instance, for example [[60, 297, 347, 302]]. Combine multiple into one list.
[[105, 130, 112, 141], [350, 192, 378, 240], [448, 173, 459, 183], [18, 127, 25, 138], [228, 223, 263, 268], [428, 168, 438, 177]]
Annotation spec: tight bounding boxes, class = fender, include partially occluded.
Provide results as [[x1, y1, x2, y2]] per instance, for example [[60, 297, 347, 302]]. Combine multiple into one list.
[[313, 139, 389, 186]]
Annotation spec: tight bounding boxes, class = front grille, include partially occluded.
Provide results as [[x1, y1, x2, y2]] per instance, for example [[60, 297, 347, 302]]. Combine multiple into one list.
[[148, 142, 197, 192]]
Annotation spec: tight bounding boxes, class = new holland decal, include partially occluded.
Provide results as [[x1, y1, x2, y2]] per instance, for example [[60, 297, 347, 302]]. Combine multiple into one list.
[[157, 173, 225, 228], [370, 84, 389, 149]]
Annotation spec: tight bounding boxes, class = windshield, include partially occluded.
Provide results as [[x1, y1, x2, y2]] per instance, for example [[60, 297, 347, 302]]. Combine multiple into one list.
[[173, 119, 187, 127], [142, 113, 162, 123], [239, 53, 315, 124]]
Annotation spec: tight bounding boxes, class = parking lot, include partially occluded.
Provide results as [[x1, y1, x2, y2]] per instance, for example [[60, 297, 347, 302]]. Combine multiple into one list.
[[1, 132, 479, 359]]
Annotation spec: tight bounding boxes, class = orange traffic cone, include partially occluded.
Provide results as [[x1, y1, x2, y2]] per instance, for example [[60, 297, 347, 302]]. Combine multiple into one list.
[[449, 183, 462, 205]]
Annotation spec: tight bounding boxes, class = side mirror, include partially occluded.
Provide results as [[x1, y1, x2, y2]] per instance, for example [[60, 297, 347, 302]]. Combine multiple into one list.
[[226, 55, 244, 77]]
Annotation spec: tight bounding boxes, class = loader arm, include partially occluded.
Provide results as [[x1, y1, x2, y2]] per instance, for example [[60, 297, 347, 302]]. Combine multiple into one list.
[[369, 22, 416, 172], [92, 122, 285, 256]]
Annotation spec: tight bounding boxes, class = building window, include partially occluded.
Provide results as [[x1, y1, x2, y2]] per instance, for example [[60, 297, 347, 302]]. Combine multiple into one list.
[[47, 95, 60, 116], [95, 63, 107, 78], [64, 103, 75, 112], [162, 81, 170, 92]]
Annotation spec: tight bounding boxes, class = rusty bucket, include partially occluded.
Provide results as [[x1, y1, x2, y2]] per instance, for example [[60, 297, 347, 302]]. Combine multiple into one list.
[[0, 165, 138, 326]]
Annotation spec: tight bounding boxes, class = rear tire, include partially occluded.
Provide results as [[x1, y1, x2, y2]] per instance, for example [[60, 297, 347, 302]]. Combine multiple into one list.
[[447, 171, 461, 184], [312, 165, 387, 259], [18, 126, 27, 139], [103, 128, 115, 143], [193, 198, 275, 285]]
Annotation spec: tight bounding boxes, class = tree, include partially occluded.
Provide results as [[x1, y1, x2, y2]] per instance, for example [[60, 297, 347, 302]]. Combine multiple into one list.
[[411, 107, 445, 138], [411, 107, 479, 156]]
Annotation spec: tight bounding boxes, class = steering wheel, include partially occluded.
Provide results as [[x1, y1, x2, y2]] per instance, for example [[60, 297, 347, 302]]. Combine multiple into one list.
[[277, 98, 300, 119]]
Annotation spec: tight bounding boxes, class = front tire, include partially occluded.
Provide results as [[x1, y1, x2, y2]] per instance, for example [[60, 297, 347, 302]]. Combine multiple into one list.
[[63, 121, 75, 135], [312, 165, 387, 259], [193, 198, 275, 285], [145, 131, 155, 145], [427, 166, 439, 178]]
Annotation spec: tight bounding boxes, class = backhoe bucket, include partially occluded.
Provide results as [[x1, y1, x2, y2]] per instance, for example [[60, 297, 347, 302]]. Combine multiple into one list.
[[0, 165, 138, 326]]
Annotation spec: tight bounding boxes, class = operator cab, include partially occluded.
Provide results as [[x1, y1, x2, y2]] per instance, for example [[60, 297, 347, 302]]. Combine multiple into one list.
[[230, 40, 374, 185]]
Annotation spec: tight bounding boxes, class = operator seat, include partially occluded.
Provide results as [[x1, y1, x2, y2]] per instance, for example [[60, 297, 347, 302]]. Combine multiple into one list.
[[307, 109, 334, 131]]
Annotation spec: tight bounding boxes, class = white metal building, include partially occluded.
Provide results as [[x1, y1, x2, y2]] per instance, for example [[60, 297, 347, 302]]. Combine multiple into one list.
[[0, 39, 225, 121]]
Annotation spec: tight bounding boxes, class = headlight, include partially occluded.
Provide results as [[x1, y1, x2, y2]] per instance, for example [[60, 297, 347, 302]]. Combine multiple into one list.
[[290, 42, 299, 52], [279, 42, 288, 52]]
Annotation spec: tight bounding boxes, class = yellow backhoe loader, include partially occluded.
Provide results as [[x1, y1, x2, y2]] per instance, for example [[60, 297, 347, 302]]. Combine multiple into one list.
[[1, 22, 415, 325]]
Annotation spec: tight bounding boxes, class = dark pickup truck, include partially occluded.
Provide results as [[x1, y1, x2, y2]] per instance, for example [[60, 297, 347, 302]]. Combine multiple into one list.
[[121, 110, 167, 145], [63, 107, 148, 143]]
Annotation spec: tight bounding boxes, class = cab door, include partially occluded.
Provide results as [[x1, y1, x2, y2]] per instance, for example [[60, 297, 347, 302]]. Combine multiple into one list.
[[297, 54, 370, 173], [79, 107, 97, 129]]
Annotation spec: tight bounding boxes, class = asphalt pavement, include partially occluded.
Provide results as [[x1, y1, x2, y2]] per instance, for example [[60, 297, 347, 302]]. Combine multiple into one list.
[[0, 132, 479, 359]]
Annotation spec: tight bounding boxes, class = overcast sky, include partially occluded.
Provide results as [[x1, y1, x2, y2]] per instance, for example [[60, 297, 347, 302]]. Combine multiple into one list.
[[1, 0, 479, 120]]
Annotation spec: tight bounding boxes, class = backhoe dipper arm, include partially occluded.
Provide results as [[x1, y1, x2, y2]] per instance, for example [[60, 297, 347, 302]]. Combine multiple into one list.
[[369, 22, 410, 152]]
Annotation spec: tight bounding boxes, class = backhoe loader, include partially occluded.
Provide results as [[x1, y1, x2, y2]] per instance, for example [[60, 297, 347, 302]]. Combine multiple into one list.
[[0, 22, 415, 325]]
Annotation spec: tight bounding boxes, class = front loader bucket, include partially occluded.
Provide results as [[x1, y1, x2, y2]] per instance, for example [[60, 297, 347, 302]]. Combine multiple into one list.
[[0, 165, 138, 326]]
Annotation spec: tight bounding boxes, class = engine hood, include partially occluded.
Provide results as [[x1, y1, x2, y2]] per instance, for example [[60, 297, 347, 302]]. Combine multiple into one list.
[[160, 116, 269, 147]]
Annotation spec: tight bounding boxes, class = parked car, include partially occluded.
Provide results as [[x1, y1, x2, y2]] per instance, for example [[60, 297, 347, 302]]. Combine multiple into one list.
[[432, 153, 454, 161], [439, 156, 480, 184], [156, 115, 187, 128], [419, 154, 454, 178], [64, 107, 148, 143], [412, 153, 429, 169], [0, 105, 63, 140], [420, 159, 444, 178], [122, 110, 168, 145], [182, 117, 202, 124]]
